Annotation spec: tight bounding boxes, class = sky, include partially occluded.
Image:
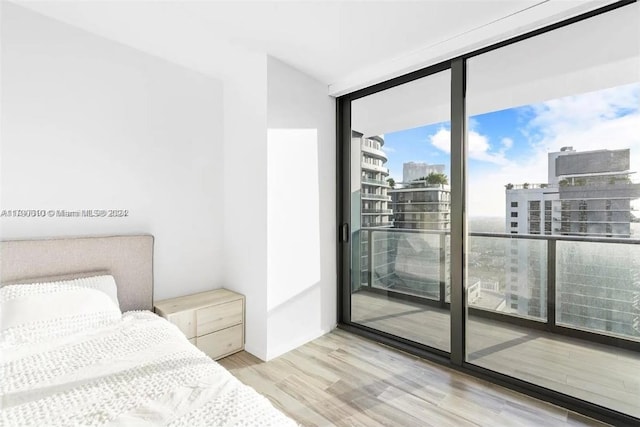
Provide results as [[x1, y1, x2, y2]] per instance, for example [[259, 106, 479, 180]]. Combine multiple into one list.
[[382, 82, 640, 218]]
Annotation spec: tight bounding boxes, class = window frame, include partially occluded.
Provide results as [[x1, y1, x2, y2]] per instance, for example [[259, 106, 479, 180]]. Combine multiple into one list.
[[336, 2, 639, 425]]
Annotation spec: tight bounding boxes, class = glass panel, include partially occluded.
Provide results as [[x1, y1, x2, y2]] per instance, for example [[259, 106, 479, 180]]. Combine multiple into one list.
[[350, 69, 451, 352], [465, 3, 640, 418], [468, 236, 546, 320], [557, 240, 640, 340]]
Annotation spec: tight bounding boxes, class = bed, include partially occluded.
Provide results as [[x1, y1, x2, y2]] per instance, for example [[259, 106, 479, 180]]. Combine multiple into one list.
[[0, 235, 298, 426]]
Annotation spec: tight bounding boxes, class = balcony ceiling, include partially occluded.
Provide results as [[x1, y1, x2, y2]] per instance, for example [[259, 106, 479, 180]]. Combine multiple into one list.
[[10, 0, 618, 95]]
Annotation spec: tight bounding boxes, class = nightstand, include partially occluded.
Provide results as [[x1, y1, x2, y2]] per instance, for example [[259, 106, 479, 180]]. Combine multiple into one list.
[[154, 289, 245, 360]]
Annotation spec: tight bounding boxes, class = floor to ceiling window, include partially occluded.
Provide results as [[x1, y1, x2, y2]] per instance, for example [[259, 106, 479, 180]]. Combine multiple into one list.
[[465, 3, 640, 417], [338, 2, 639, 424]]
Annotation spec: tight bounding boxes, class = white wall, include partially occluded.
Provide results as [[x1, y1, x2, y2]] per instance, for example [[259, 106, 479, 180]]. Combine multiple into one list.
[[0, 4, 225, 300], [265, 56, 336, 360], [221, 52, 269, 359], [1, 5, 337, 361]]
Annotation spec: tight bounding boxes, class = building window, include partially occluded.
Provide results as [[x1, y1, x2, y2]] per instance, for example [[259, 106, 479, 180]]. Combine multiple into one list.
[[511, 201, 518, 207], [511, 212, 518, 218], [511, 222, 518, 228]]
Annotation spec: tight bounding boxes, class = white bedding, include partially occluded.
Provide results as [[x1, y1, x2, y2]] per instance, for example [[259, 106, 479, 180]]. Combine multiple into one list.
[[0, 311, 298, 426]]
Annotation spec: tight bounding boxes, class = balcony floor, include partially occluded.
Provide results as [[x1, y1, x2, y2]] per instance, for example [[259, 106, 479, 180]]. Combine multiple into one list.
[[351, 290, 640, 419]]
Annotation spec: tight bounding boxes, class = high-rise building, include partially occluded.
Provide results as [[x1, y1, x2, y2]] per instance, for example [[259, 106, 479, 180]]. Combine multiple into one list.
[[390, 180, 450, 231], [382, 178, 451, 299], [505, 148, 640, 336], [353, 131, 393, 289], [358, 132, 393, 228]]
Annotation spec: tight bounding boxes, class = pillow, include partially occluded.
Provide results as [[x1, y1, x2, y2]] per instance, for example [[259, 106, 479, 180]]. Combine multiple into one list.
[[0, 277, 122, 346], [1, 274, 120, 308], [3, 270, 111, 286]]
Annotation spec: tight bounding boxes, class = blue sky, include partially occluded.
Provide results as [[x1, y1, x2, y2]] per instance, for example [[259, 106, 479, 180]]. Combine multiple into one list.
[[380, 82, 640, 217], [384, 107, 529, 182]]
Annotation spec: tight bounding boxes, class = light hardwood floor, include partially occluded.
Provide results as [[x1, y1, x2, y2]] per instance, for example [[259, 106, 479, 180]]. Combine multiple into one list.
[[351, 291, 640, 419], [219, 328, 610, 427]]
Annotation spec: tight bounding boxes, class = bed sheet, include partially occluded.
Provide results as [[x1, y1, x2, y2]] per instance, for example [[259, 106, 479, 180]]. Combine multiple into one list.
[[0, 311, 298, 426]]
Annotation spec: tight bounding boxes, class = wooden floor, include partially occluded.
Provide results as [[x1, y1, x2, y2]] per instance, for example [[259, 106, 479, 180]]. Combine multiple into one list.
[[350, 291, 640, 419], [219, 329, 611, 427]]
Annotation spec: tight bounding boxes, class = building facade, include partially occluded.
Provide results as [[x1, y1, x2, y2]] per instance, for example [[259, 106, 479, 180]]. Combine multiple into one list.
[[359, 134, 393, 228], [390, 181, 451, 231], [505, 148, 640, 337], [352, 131, 393, 290], [377, 178, 451, 299]]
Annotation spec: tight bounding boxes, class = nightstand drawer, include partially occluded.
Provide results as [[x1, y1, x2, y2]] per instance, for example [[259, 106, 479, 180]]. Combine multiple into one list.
[[166, 310, 196, 339], [197, 324, 244, 360], [196, 300, 243, 336]]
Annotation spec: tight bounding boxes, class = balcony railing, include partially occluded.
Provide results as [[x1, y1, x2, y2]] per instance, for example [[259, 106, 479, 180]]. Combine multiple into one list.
[[361, 145, 388, 160], [362, 177, 390, 186], [362, 193, 392, 201], [355, 227, 640, 348], [362, 208, 393, 214], [361, 162, 389, 174]]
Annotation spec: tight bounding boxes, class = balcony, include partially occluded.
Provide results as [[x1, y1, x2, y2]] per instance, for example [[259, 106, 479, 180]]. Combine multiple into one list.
[[361, 145, 388, 161], [362, 193, 392, 201], [362, 208, 393, 214], [361, 162, 389, 174], [362, 177, 390, 187], [352, 227, 640, 418]]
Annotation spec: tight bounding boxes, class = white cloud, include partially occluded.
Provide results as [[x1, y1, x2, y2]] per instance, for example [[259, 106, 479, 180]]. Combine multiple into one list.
[[527, 85, 639, 139], [468, 83, 640, 218], [422, 84, 640, 218], [430, 128, 449, 152], [430, 127, 509, 165]]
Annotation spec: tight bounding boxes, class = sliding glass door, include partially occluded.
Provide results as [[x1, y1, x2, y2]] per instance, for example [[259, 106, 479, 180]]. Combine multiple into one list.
[[338, 2, 639, 424], [348, 69, 452, 353]]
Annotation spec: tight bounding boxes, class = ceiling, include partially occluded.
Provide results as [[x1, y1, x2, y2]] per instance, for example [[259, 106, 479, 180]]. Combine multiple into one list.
[[10, 0, 617, 95]]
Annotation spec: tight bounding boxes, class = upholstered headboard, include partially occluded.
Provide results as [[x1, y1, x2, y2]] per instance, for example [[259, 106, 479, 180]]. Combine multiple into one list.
[[0, 235, 154, 311]]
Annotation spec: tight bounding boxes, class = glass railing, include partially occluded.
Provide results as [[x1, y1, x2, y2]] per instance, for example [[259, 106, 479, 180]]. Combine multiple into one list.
[[362, 178, 390, 186], [357, 227, 640, 342], [361, 193, 392, 201], [362, 208, 393, 214]]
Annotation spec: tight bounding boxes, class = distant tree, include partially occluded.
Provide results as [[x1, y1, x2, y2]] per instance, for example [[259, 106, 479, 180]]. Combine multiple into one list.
[[386, 177, 396, 188], [523, 183, 529, 189], [415, 172, 448, 185], [505, 183, 514, 190]]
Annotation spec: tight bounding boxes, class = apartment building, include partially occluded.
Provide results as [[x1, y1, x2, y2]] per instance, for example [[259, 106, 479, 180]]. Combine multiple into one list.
[[358, 132, 393, 228], [505, 148, 640, 336]]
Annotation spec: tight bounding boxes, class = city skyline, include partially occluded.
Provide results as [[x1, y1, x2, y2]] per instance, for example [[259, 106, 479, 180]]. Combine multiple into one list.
[[381, 82, 640, 218]]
